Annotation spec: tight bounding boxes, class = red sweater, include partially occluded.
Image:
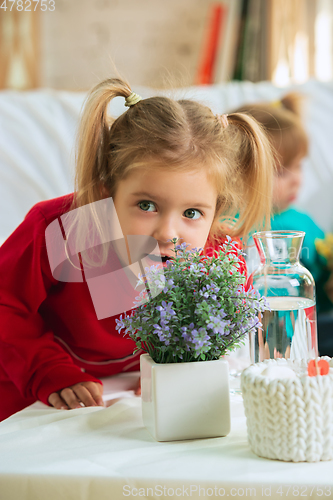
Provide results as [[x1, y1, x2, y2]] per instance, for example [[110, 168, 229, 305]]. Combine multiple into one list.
[[0, 194, 247, 420]]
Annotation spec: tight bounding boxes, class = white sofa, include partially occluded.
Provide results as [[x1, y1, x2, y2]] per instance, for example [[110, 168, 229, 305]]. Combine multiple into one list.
[[1, 79, 333, 245]]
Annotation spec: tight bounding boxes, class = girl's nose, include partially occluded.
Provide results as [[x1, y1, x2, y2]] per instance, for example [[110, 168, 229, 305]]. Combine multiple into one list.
[[152, 216, 179, 244]]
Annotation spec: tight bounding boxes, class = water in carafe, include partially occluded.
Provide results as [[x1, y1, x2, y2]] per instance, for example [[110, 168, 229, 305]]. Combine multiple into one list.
[[250, 231, 318, 363]]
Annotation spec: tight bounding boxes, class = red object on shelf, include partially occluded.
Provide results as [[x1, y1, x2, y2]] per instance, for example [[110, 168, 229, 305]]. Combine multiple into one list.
[[196, 3, 227, 85]]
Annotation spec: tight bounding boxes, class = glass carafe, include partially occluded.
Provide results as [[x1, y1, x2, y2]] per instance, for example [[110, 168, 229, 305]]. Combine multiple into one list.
[[250, 230, 318, 363]]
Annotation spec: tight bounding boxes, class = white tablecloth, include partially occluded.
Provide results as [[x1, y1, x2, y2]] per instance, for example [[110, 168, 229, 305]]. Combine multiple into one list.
[[0, 371, 333, 500]]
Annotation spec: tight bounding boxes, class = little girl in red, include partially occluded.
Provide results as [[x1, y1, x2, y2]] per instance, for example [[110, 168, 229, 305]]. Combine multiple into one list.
[[0, 78, 274, 420]]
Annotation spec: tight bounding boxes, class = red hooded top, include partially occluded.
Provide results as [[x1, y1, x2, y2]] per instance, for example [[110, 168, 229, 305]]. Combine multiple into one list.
[[0, 194, 246, 421]]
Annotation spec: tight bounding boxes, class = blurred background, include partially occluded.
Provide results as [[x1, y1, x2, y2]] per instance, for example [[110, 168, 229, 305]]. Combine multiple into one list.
[[1, 0, 333, 91], [2, 0, 333, 244]]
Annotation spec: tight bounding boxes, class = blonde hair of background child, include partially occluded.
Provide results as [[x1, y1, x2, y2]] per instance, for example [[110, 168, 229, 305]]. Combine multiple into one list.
[[68, 77, 275, 263], [233, 93, 308, 168]]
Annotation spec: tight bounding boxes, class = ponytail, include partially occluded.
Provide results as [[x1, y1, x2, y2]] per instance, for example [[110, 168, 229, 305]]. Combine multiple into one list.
[[213, 112, 276, 240], [280, 92, 305, 117], [230, 94, 308, 180], [64, 79, 134, 269], [73, 78, 132, 210]]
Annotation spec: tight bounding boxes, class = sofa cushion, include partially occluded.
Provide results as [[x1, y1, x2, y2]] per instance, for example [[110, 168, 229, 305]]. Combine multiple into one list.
[[1, 80, 333, 244]]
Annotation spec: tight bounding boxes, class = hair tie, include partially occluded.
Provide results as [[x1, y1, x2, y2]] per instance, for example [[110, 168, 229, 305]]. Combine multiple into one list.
[[217, 113, 229, 129], [125, 92, 142, 107], [271, 100, 282, 108]]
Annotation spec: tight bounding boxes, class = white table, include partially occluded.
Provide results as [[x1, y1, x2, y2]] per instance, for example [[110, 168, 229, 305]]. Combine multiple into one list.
[[0, 371, 333, 500]]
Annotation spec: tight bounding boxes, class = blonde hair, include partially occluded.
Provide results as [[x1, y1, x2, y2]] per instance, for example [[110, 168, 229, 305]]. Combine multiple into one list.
[[68, 77, 275, 261], [233, 93, 308, 169]]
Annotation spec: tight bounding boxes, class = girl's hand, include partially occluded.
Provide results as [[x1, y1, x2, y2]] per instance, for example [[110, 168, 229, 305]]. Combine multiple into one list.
[[48, 381, 104, 410]]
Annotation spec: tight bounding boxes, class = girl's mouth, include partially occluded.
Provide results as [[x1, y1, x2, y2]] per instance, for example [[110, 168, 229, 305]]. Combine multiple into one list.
[[147, 254, 171, 263]]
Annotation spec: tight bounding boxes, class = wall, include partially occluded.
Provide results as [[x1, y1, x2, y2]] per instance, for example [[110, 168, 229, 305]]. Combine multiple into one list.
[[41, 0, 214, 90]]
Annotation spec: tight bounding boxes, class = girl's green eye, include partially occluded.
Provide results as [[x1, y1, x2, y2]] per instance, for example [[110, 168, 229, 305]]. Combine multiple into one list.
[[184, 209, 201, 220], [139, 201, 156, 212]]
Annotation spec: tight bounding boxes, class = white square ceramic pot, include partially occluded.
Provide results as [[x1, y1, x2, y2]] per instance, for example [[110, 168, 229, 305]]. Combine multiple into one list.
[[140, 353, 231, 442]]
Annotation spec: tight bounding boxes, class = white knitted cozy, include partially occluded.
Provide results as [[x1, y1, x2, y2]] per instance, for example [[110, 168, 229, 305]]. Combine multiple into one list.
[[241, 357, 333, 462]]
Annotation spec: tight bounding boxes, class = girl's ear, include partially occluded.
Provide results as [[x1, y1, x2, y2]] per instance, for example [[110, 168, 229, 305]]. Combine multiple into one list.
[[99, 183, 109, 199]]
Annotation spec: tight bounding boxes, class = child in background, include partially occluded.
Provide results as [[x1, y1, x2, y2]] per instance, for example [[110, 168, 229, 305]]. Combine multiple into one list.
[[232, 94, 333, 353], [0, 77, 274, 420]]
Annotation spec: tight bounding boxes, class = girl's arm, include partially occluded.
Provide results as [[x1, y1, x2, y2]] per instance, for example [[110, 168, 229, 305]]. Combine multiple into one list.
[[0, 205, 102, 410]]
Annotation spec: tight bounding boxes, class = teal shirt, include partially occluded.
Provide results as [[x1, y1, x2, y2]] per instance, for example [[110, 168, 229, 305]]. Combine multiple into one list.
[[271, 208, 330, 313]]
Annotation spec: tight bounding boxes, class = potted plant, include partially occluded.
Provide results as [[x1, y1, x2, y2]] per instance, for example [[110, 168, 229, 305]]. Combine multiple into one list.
[[116, 238, 267, 441]]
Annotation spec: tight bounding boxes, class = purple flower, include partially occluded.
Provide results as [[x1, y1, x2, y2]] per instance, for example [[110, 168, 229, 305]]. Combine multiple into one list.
[[207, 315, 229, 335], [262, 296, 271, 310], [191, 327, 211, 354], [115, 317, 125, 332], [156, 301, 176, 318], [116, 237, 268, 363]]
